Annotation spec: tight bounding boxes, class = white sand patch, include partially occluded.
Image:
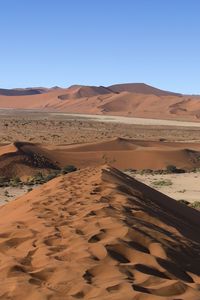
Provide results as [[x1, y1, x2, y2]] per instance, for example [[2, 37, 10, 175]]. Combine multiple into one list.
[[127, 172, 200, 203], [53, 113, 200, 127]]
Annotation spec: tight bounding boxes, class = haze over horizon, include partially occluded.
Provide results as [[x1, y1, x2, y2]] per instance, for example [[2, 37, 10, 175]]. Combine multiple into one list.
[[1, 0, 200, 94]]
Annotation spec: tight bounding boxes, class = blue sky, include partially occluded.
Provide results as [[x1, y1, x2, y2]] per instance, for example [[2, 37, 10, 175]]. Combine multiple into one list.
[[0, 0, 200, 93]]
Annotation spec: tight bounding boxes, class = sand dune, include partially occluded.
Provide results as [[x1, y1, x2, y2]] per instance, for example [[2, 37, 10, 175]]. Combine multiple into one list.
[[58, 85, 112, 100], [108, 83, 181, 96], [1, 138, 200, 179], [0, 142, 59, 179], [1, 83, 200, 121], [0, 166, 200, 299], [33, 138, 200, 170], [0, 87, 60, 96]]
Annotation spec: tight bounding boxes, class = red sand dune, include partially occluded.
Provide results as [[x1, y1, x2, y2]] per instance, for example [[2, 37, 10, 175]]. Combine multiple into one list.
[[1, 83, 200, 121], [43, 138, 200, 170], [0, 166, 200, 299], [108, 83, 181, 96], [0, 142, 59, 179], [0, 86, 62, 96], [1, 138, 200, 179]]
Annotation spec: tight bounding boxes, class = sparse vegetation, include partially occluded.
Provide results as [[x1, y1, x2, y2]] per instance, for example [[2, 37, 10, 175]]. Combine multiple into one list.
[[61, 165, 77, 174], [128, 167, 187, 176], [10, 176, 21, 187], [166, 165, 185, 174], [139, 169, 154, 175], [0, 177, 9, 187], [191, 201, 200, 210], [178, 189, 186, 193], [153, 179, 173, 187], [25, 165, 77, 186], [0, 165, 78, 192], [166, 165, 177, 173], [4, 190, 9, 197], [178, 199, 190, 206], [178, 199, 200, 211]]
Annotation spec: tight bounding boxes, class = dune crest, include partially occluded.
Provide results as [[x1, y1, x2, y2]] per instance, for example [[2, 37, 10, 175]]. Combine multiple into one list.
[[0, 166, 200, 299], [0, 142, 59, 179]]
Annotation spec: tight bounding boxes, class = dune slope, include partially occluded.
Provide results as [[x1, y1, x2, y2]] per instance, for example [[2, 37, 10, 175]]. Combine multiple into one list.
[[2, 83, 200, 121], [1, 138, 200, 179], [108, 83, 181, 96], [34, 138, 200, 170], [0, 166, 200, 299], [0, 142, 59, 179]]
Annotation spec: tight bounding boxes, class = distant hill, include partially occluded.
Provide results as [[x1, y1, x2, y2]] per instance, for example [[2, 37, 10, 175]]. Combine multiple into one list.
[[58, 85, 112, 100], [0, 86, 62, 96], [0, 88, 46, 96], [108, 83, 181, 96], [1, 82, 200, 121]]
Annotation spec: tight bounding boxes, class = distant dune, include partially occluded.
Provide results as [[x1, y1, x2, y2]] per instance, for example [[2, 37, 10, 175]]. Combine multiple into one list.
[[1, 138, 200, 179], [108, 83, 181, 96], [1, 83, 200, 121], [0, 165, 200, 299], [40, 138, 200, 170], [0, 87, 51, 96], [58, 85, 112, 100]]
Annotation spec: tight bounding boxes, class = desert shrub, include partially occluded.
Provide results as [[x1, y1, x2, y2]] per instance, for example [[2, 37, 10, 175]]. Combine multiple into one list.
[[139, 169, 153, 175], [153, 179, 172, 187], [166, 165, 185, 174], [124, 168, 136, 173], [178, 199, 190, 206], [10, 176, 21, 187], [61, 165, 77, 174], [32, 172, 46, 184], [44, 171, 59, 182], [4, 190, 9, 197], [24, 166, 77, 186], [0, 176, 9, 187], [144, 169, 153, 174], [166, 165, 177, 173], [25, 178, 35, 186], [27, 187, 33, 192], [191, 201, 200, 210], [178, 189, 186, 193]]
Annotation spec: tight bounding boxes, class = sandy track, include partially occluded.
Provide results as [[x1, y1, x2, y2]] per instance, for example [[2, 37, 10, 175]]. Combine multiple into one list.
[[52, 113, 200, 127]]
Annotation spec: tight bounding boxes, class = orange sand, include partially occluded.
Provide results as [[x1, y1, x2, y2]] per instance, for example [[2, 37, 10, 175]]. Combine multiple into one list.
[[1, 138, 200, 179], [0, 166, 200, 299], [1, 83, 200, 121]]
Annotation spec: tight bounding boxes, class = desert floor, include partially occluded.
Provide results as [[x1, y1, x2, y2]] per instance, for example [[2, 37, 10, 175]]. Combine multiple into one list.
[[1, 109, 200, 205], [127, 171, 200, 203], [0, 185, 38, 205], [1, 109, 200, 144], [2, 172, 200, 206], [1, 110, 200, 299], [54, 112, 200, 127]]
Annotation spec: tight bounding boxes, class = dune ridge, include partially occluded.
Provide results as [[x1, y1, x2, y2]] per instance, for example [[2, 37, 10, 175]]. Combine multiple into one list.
[[0, 142, 59, 179], [0, 166, 200, 299], [108, 83, 181, 96]]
